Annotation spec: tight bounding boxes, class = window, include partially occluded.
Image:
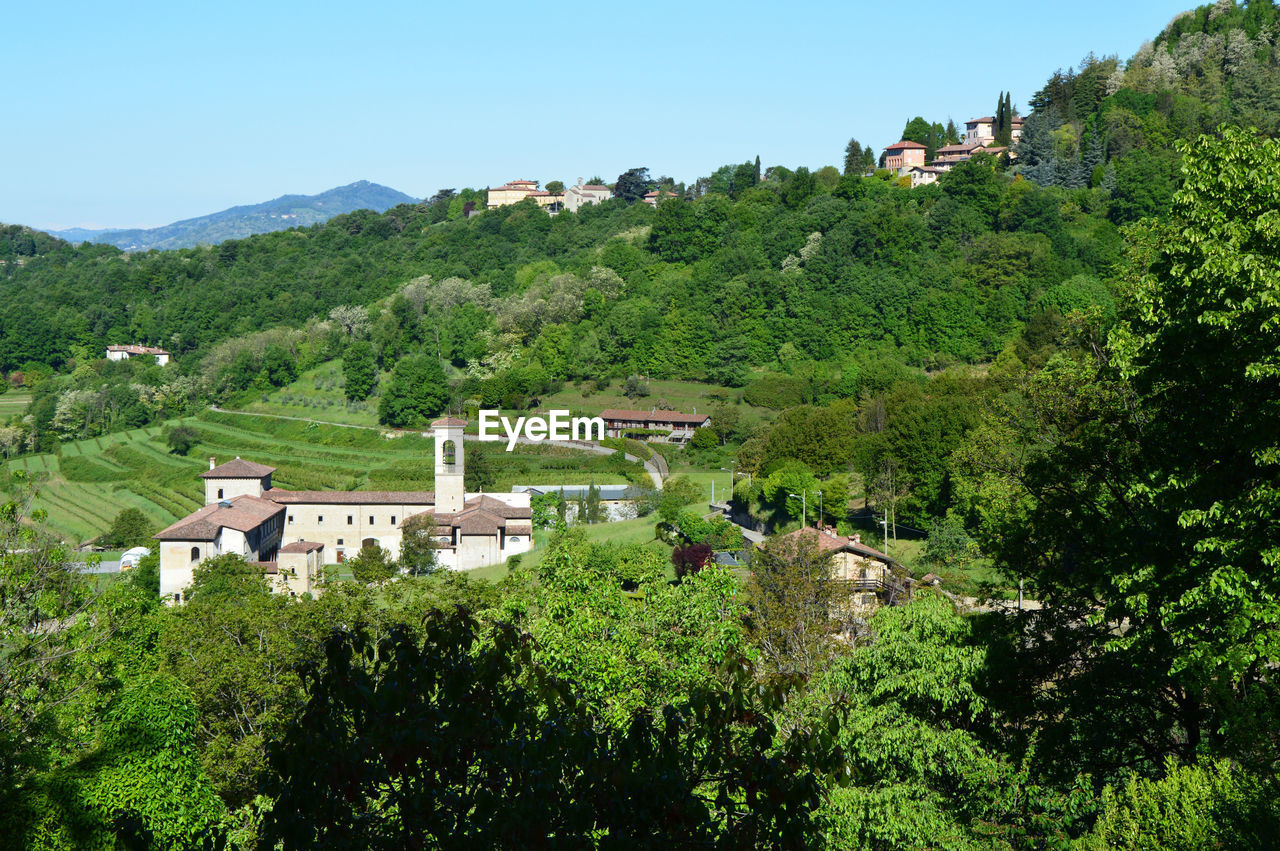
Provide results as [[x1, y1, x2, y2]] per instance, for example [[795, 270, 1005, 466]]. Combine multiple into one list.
[[348, 515, 353, 525], [288, 515, 294, 524], [369, 515, 374, 525], [318, 515, 324, 524], [509, 537, 521, 544], [217, 488, 224, 499], [337, 539, 344, 546], [391, 516, 396, 525], [190, 546, 200, 562]]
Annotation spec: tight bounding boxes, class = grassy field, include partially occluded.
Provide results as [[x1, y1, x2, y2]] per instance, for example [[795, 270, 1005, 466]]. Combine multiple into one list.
[[471, 514, 676, 584], [241, 361, 382, 427], [0, 391, 31, 419], [8, 409, 647, 545]]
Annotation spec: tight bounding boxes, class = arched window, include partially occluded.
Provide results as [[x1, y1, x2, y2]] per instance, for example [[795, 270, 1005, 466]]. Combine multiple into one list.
[[441, 439, 457, 471], [190, 546, 200, 563]]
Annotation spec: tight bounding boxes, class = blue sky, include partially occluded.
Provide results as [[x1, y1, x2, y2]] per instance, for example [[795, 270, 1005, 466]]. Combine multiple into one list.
[[2, 0, 1193, 230]]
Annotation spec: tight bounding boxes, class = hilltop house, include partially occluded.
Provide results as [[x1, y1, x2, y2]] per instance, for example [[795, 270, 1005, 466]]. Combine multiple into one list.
[[775, 526, 908, 610], [487, 180, 565, 212], [883, 140, 927, 176], [564, 179, 613, 212], [155, 417, 533, 603], [106, 344, 170, 366], [963, 114, 1024, 147], [642, 189, 679, 207], [601, 408, 711, 444]]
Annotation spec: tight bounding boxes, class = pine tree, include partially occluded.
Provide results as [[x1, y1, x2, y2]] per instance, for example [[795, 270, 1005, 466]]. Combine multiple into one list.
[[1080, 132, 1105, 186], [1014, 113, 1057, 185], [754, 155, 761, 183], [944, 119, 960, 146]]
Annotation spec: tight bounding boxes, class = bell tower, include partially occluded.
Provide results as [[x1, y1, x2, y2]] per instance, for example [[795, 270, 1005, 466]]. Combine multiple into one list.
[[432, 417, 466, 514]]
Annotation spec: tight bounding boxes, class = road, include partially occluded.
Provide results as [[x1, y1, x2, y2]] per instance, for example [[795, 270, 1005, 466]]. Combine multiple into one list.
[[72, 560, 121, 574]]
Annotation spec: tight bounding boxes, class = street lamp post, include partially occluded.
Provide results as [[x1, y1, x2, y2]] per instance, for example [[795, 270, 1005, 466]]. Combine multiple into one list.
[[788, 491, 807, 529]]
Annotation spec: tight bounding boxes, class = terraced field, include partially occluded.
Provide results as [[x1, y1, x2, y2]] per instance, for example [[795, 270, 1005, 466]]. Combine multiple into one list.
[[0, 391, 31, 419], [8, 409, 647, 544]]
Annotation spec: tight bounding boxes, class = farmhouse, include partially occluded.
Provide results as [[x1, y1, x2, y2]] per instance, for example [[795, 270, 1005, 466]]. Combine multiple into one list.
[[600, 408, 711, 444], [155, 417, 533, 603], [775, 526, 908, 610], [106, 344, 171, 366]]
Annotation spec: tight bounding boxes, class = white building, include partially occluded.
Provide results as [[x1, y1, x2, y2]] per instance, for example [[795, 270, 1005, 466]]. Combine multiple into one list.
[[564, 178, 613, 213], [106, 344, 171, 366], [155, 417, 533, 603]]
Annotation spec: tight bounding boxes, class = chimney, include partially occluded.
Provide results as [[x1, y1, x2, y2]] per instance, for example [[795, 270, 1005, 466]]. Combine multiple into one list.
[[853, 534, 861, 545], [209, 457, 216, 471]]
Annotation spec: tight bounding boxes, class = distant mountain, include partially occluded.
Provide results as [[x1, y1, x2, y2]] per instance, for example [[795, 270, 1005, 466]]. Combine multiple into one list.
[[50, 180, 418, 252]]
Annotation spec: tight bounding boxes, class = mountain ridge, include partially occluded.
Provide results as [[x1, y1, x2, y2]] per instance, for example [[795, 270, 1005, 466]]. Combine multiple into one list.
[[47, 180, 418, 252]]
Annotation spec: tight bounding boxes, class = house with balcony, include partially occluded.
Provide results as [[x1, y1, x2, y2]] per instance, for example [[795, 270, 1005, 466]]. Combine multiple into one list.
[[600, 408, 711, 444], [775, 526, 909, 610]]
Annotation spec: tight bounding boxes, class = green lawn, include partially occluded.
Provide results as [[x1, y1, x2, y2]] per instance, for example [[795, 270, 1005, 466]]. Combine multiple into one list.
[[0, 391, 31, 418], [472, 514, 675, 583]]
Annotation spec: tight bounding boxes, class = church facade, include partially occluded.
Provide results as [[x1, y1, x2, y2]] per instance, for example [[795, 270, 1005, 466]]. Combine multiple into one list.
[[155, 417, 533, 602]]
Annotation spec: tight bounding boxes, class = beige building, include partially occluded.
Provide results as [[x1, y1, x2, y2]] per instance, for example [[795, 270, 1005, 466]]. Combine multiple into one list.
[[564, 178, 613, 212], [964, 115, 1023, 146], [487, 179, 565, 212], [883, 140, 927, 176], [909, 165, 947, 187], [155, 418, 533, 603]]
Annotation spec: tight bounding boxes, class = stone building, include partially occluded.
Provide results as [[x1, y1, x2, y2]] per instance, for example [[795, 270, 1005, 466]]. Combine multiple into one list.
[[155, 418, 532, 603]]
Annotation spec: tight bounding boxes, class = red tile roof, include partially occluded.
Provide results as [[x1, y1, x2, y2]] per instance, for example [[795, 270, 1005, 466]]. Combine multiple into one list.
[[431, 416, 467, 427], [966, 116, 995, 124], [107, 344, 171, 355], [579, 184, 611, 191], [601, 408, 710, 426], [265, 489, 436, 505], [279, 541, 324, 554], [883, 140, 927, 151], [774, 527, 895, 563], [155, 495, 284, 541], [201, 458, 276, 479]]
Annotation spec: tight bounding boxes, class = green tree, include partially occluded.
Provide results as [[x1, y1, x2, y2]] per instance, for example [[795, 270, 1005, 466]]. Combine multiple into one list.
[[101, 507, 154, 549], [262, 344, 297, 387], [259, 609, 843, 849], [746, 533, 836, 677], [613, 167, 653, 202], [544, 180, 565, 194], [377, 354, 449, 427], [398, 513, 439, 576], [165, 423, 200, 456], [464, 444, 496, 491], [343, 339, 377, 401], [347, 542, 396, 585]]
